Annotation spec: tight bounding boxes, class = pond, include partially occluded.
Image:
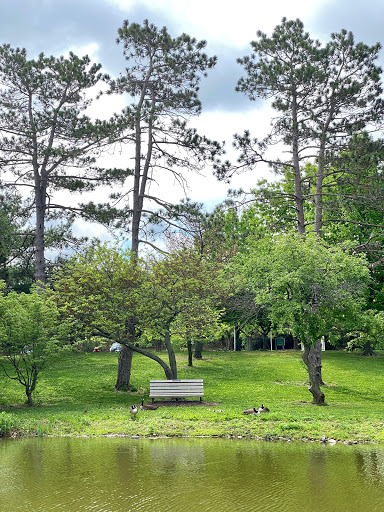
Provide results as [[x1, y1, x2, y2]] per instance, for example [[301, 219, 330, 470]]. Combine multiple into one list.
[[1, 437, 384, 511]]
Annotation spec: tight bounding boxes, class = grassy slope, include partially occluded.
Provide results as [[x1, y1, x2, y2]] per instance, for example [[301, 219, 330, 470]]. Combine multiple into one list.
[[1, 349, 384, 443]]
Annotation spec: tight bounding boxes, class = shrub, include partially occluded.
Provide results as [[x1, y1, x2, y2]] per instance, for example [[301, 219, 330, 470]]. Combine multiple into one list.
[[0, 411, 19, 436]]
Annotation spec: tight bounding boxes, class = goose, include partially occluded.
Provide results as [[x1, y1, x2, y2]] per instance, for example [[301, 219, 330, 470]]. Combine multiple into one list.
[[243, 407, 258, 415], [130, 404, 138, 419], [257, 404, 270, 413], [140, 398, 158, 411]]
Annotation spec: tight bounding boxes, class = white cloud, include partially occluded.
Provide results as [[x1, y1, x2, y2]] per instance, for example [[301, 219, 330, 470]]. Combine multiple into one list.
[[62, 42, 100, 61], [71, 217, 113, 240], [109, 0, 325, 47]]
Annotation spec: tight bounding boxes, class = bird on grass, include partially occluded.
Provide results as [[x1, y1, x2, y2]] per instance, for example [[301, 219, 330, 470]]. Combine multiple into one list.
[[130, 404, 138, 419], [257, 404, 270, 413], [140, 398, 158, 411], [243, 407, 258, 415]]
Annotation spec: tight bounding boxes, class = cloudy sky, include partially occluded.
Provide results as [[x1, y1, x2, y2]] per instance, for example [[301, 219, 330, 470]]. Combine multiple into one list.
[[1, 0, 383, 239]]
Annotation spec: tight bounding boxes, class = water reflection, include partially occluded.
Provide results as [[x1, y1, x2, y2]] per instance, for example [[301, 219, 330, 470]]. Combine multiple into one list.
[[1, 437, 384, 511]]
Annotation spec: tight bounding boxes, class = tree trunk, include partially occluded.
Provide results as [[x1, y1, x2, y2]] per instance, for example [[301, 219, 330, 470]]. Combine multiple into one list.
[[131, 90, 154, 256], [194, 340, 203, 359], [302, 340, 325, 404], [116, 94, 153, 386], [262, 335, 267, 350], [362, 340, 374, 356], [164, 327, 177, 379], [35, 184, 47, 285], [314, 114, 333, 237], [25, 371, 38, 406], [234, 324, 241, 351], [30, 86, 47, 287], [187, 339, 193, 366], [26, 389, 33, 406], [115, 345, 133, 390], [292, 94, 306, 236], [131, 114, 142, 256], [154, 340, 163, 352], [314, 142, 326, 237]]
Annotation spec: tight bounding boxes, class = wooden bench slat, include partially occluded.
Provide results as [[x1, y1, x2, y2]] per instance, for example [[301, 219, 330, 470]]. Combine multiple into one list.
[[150, 380, 203, 383], [149, 379, 204, 402], [150, 382, 203, 385], [151, 389, 204, 396], [150, 385, 203, 390], [150, 391, 203, 394]]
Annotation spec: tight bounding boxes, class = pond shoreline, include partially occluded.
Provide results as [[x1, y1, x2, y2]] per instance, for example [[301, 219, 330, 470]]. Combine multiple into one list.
[[2, 430, 377, 446]]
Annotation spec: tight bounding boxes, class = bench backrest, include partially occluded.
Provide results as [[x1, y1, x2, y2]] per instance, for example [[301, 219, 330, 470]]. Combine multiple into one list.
[[150, 379, 204, 397]]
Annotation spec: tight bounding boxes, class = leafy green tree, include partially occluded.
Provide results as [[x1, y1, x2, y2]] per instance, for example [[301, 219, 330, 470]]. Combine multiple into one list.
[[0, 45, 128, 285], [53, 245, 225, 385], [346, 310, 384, 355], [318, 135, 384, 315], [241, 135, 384, 312], [236, 233, 370, 404], [142, 249, 226, 374], [223, 153, 383, 358], [221, 289, 273, 350], [319, 134, 384, 252], [171, 299, 225, 365], [0, 283, 70, 405], [52, 244, 163, 388], [165, 202, 277, 352]]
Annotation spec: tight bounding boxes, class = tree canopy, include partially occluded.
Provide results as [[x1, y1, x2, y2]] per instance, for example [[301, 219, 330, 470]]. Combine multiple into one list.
[[109, 19, 224, 255], [225, 18, 384, 237], [0, 45, 128, 284], [236, 233, 370, 402], [0, 283, 71, 405]]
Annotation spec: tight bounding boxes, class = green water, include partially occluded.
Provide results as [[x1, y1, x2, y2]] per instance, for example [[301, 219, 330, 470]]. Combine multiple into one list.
[[1, 437, 384, 511]]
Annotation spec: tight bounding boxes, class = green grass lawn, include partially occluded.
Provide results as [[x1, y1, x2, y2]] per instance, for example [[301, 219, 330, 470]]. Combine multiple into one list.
[[1, 349, 384, 443]]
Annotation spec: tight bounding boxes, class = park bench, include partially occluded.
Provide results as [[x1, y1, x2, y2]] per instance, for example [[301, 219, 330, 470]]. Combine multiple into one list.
[[149, 379, 204, 403]]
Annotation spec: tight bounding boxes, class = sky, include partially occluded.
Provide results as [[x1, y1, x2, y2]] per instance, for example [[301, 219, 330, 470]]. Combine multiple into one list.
[[1, 0, 383, 241]]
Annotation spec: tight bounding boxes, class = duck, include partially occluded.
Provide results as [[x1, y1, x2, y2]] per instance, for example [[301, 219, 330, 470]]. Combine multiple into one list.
[[129, 404, 138, 419], [243, 407, 258, 415], [140, 398, 158, 411], [257, 404, 270, 413]]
